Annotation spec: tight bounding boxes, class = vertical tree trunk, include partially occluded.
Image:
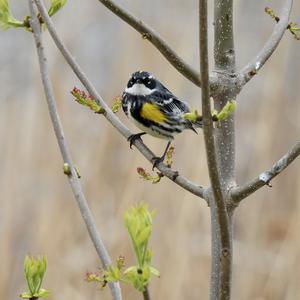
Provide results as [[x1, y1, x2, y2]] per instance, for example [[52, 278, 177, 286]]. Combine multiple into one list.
[[209, 0, 236, 299], [209, 197, 234, 300]]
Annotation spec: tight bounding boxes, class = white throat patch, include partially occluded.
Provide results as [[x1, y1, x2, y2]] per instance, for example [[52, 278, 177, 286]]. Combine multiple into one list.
[[125, 83, 155, 96]]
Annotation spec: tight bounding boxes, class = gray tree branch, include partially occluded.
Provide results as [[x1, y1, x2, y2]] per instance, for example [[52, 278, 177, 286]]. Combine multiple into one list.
[[34, 0, 205, 200], [96, 0, 201, 87], [28, 1, 122, 299], [239, 0, 293, 85], [231, 142, 300, 203], [199, 0, 232, 299]]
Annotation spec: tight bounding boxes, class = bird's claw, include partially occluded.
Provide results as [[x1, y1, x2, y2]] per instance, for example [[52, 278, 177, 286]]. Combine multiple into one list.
[[151, 156, 164, 171], [127, 132, 146, 149]]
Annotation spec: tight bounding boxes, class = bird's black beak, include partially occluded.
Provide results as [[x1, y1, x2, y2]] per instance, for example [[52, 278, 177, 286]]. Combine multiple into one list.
[[136, 79, 142, 84]]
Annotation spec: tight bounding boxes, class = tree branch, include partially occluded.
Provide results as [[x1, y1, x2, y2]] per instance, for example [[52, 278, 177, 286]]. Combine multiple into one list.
[[143, 287, 150, 300], [239, 0, 293, 85], [199, 0, 231, 297], [231, 142, 300, 203], [28, 1, 122, 299], [96, 0, 201, 87], [34, 0, 205, 200]]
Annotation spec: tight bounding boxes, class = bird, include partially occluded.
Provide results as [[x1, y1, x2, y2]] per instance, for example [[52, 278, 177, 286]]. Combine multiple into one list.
[[122, 71, 202, 169]]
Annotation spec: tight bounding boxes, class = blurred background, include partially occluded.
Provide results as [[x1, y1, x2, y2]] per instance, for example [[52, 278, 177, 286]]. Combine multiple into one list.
[[0, 0, 299, 299]]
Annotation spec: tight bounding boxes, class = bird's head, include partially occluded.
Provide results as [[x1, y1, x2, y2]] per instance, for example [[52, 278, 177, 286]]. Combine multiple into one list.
[[125, 71, 157, 96]]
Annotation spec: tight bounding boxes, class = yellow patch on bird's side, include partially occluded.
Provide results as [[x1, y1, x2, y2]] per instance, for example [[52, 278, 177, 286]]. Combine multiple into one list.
[[141, 103, 166, 123]]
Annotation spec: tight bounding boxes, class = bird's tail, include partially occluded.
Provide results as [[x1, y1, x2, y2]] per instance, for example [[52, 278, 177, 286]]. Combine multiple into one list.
[[185, 114, 219, 131]]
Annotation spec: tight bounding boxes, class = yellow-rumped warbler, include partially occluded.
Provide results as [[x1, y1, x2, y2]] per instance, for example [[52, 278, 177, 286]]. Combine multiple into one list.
[[122, 71, 202, 168]]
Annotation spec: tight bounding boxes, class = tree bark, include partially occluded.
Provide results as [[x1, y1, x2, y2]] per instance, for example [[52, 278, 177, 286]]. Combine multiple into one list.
[[209, 0, 236, 299]]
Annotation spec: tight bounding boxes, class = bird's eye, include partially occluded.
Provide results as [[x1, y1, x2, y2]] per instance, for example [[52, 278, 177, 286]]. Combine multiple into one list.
[[145, 79, 156, 89], [127, 80, 134, 88]]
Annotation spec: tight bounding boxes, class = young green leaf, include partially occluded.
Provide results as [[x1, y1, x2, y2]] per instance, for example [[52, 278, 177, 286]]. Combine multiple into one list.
[[87, 203, 159, 294], [182, 109, 200, 123], [0, 0, 24, 30], [48, 0, 67, 17], [216, 100, 236, 121], [20, 256, 50, 299], [136, 226, 151, 247], [149, 266, 160, 277]]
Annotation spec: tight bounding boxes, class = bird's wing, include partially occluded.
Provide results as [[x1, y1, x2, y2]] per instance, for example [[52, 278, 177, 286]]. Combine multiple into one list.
[[149, 90, 190, 116]]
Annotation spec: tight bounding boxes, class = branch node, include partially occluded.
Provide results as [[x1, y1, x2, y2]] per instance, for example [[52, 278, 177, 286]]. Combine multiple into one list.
[[171, 171, 179, 181], [258, 172, 272, 186], [221, 248, 230, 258], [141, 32, 151, 40]]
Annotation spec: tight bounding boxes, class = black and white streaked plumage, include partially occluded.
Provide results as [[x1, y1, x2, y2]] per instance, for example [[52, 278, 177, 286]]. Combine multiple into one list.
[[122, 71, 201, 168]]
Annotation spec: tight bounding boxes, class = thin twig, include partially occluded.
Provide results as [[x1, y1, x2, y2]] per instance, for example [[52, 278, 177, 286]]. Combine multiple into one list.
[[28, 1, 122, 299], [239, 0, 293, 85], [34, 0, 205, 200], [231, 142, 300, 203], [96, 0, 201, 87]]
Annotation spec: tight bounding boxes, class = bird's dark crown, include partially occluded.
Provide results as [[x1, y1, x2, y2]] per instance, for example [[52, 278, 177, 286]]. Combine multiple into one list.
[[127, 71, 157, 90]]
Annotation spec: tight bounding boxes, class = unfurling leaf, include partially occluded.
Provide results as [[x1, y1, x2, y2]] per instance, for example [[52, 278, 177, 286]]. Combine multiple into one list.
[[137, 167, 162, 184], [48, 0, 67, 17], [71, 88, 123, 115], [20, 256, 50, 299], [87, 203, 159, 294], [182, 109, 200, 123], [165, 146, 175, 167], [111, 96, 122, 113], [216, 100, 237, 121], [0, 0, 25, 30], [136, 146, 175, 184], [71, 87, 105, 114]]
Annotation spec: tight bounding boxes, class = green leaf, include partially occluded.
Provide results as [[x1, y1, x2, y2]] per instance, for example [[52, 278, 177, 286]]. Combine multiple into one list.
[[108, 265, 121, 281], [123, 265, 138, 276], [111, 97, 122, 113], [71, 87, 105, 114], [136, 167, 163, 184], [149, 266, 160, 277], [136, 226, 151, 247], [144, 249, 152, 264], [20, 292, 32, 299], [21, 256, 49, 299], [216, 100, 236, 121], [141, 265, 150, 281], [182, 109, 200, 122], [48, 0, 67, 17], [123, 266, 145, 292], [123, 266, 139, 284], [37, 288, 50, 298], [0, 0, 25, 30], [87, 204, 160, 295]]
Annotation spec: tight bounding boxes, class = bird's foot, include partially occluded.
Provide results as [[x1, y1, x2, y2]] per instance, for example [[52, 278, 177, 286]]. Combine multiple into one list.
[[127, 132, 146, 149], [151, 141, 172, 170], [151, 156, 165, 171]]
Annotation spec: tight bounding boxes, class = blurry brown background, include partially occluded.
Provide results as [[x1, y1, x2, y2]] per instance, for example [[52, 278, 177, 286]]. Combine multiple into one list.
[[0, 0, 299, 299]]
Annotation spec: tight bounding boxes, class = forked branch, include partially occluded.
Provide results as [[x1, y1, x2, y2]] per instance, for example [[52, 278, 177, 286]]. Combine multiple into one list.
[[96, 0, 201, 87], [34, 0, 205, 199], [239, 0, 293, 85], [231, 142, 300, 203], [28, 1, 122, 299]]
